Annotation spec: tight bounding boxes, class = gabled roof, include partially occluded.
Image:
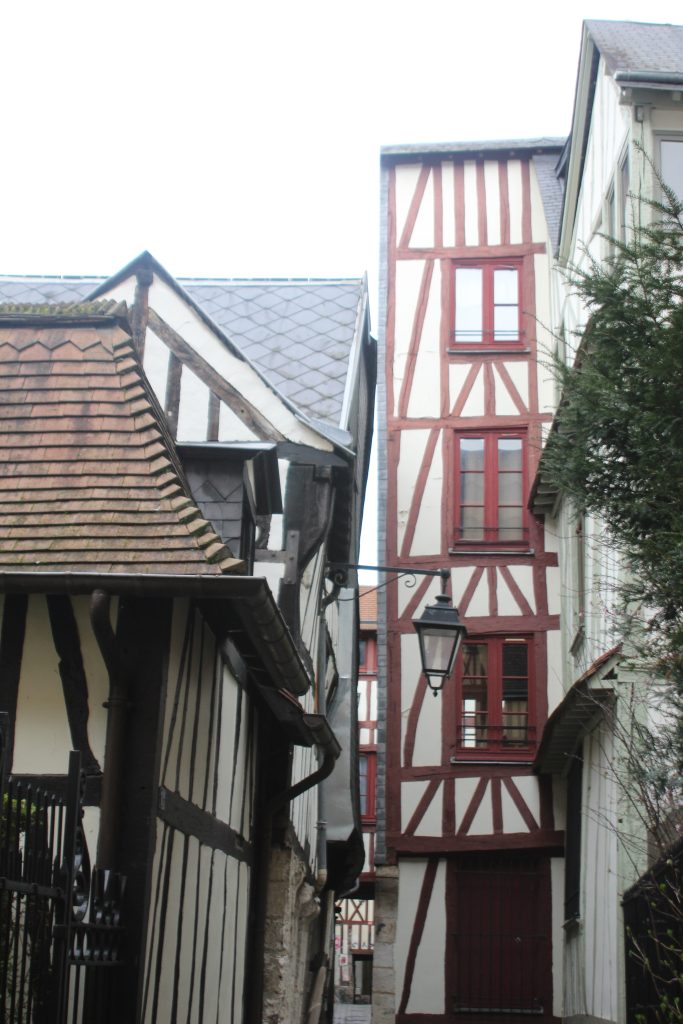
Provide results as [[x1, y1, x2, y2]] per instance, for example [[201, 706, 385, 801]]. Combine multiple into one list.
[[559, 19, 683, 259], [585, 19, 683, 83], [0, 303, 242, 576], [0, 264, 367, 431]]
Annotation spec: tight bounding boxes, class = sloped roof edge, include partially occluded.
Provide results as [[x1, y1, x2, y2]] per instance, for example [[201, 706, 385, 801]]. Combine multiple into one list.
[[534, 646, 621, 775], [88, 251, 352, 454], [381, 137, 565, 161]]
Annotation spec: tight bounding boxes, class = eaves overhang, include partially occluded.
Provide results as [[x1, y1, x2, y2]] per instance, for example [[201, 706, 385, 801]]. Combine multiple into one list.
[[380, 138, 566, 163], [534, 646, 621, 775], [0, 570, 312, 696]]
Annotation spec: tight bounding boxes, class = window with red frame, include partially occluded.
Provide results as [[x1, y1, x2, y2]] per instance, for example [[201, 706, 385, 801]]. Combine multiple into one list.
[[457, 637, 533, 752], [455, 432, 527, 544], [453, 263, 521, 346], [358, 752, 376, 819]]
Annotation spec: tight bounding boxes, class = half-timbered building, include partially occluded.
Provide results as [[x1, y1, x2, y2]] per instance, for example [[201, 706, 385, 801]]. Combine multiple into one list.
[[376, 138, 566, 1024], [335, 585, 378, 1005], [0, 253, 375, 1023]]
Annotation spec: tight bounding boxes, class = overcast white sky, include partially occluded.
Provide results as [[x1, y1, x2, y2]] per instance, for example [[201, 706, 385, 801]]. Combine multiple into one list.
[[2, 0, 681, 572]]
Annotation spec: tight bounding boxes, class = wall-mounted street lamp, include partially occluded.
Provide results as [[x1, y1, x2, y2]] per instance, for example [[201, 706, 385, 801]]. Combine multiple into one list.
[[327, 564, 467, 696], [413, 590, 467, 696]]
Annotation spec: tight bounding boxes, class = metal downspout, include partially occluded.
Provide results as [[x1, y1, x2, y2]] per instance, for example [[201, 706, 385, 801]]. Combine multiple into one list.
[[90, 589, 130, 869]]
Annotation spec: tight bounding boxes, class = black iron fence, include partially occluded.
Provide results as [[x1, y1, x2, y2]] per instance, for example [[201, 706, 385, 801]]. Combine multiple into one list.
[[623, 837, 683, 1024], [0, 730, 125, 1023]]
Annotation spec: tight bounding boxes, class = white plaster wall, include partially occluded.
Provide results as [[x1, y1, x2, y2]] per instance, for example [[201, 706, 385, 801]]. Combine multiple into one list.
[[396, 429, 430, 555], [410, 170, 434, 248], [507, 160, 523, 244], [400, 633, 441, 766], [454, 776, 481, 832], [410, 434, 442, 557], [460, 367, 485, 417], [218, 399, 259, 442], [506, 565, 536, 613], [463, 161, 479, 245], [484, 160, 501, 245], [14, 595, 82, 773], [502, 360, 529, 410], [395, 859, 446, 1015], [406, 270, 441, 419], [492, 365, 518, 416], [442, 161, 455, 247], [395, 165, 423, 243], [393, 261, 428, 415], [176, 366, 210, 442], [142, 327, 170, 403], [401, 779, 432, 833]]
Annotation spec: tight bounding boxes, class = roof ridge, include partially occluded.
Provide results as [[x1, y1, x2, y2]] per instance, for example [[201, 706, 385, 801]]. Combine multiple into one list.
[[108, 332, 243, 575], [0, 299, 127, 318]]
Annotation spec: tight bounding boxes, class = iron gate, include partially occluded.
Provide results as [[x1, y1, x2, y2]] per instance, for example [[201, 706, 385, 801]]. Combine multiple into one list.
[[0, 731, 125, 1023]]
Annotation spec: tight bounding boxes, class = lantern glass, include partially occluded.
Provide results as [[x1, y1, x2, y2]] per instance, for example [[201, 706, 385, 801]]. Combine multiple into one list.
[[413, 593, 467, 690]]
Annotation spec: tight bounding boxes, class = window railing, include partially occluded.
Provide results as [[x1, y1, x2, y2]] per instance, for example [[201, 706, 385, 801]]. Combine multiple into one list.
[[458, 718, 535, 749]]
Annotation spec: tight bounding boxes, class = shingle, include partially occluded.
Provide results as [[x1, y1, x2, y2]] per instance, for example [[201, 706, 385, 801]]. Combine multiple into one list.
[[586, 20, 683, 77], [0, 276, 365, 430], [181, 279, 363, 427], [0, 312, 242, 576]]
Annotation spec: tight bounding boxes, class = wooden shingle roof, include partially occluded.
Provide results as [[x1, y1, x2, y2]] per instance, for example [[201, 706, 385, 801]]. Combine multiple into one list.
[[0, 303, 243, 575]]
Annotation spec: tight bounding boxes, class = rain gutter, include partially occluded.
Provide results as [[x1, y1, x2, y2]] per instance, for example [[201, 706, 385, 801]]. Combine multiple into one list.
[[0, 571, 311, 696]]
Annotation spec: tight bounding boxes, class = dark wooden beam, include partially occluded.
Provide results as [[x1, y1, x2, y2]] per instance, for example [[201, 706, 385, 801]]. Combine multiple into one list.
[[157, 787, 253, 866], [46, 594, 100, 774], [0, 593, 27, 770], [113, 595, 172, 1022], [147, 308, 284, 442]]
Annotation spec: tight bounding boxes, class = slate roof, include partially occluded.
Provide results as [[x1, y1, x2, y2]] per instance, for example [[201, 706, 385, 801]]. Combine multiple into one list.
[[586, 19, 683, 79], [532, 153, 565, 252], [0, 274, 364, 428], [0, 303, 242, 575]]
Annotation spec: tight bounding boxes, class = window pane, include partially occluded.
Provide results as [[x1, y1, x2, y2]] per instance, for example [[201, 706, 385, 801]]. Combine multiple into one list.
[[661, 140, 683, 201], [455, 268, 483, 342], [498, 438, 522, 470], [461, 506, 485, 540], [498, 507, 524, 541], [461, 472, 484, 504], [460, 438, 484, 470], [498, 471, 522, 504], [494, 268, 518, 304], [502, 642, 528, 746], [462, 643, 488, 676], [494, 304, 518, 340]]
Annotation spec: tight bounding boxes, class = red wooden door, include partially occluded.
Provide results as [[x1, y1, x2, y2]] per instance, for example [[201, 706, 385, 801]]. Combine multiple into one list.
[[447, 855, 552, 1017]]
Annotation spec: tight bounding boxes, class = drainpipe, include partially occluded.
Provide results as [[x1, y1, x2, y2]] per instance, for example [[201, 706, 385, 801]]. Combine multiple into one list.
[[90, 589, 130, 869], [315, 587, 337, 893], [265, 715, 341, 813], [249, 714, 341, 1024]]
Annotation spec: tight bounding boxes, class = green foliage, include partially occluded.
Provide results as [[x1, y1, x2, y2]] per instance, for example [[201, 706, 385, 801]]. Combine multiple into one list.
[[545, 178, 683, 751]]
